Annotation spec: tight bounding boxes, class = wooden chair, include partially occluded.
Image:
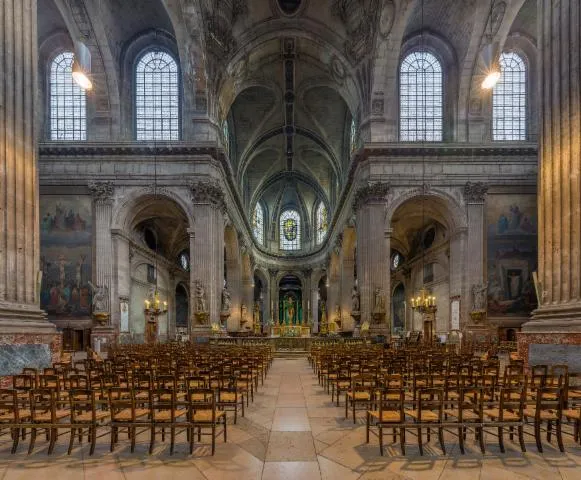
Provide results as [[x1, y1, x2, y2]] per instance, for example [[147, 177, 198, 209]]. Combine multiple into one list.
[[346, 373, 375, 424], [366, 387, 405, 455], [68, 388, 110, 455], [444, 386, 485, 454], [524, 386, 565, 452], [0, 389, 31, 453], [187, 388, 227, 455], [149, 388, 187, 455], [109, 387, 150, 453], [483, 386, 526, 453], [28, 388, 71, 454], [217, 375, 244, 424], [405, 387, 446, 455]]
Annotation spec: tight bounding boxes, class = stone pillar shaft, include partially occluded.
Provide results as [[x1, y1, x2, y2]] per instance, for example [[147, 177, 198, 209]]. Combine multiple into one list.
[[525, 0, 581, 328], [0, 0, 38, 308]]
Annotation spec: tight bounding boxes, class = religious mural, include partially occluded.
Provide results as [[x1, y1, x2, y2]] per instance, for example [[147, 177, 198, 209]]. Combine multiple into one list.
[[486, 195, 537, 317], [40, 195, 92, 320]]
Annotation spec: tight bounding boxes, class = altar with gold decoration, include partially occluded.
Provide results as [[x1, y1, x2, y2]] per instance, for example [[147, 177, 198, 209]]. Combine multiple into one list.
[[270, 292, 311, 337]]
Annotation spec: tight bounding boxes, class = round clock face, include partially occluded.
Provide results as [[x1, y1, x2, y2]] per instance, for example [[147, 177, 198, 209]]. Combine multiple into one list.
[[283, 218, 298, 241]]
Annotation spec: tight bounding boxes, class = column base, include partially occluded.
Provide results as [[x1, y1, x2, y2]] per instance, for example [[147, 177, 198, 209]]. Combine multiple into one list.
[[90, 326, 116, 355], [191, 325, 212, 338], [517, 331, 581, 369], [368, 324, 390, 340], [521, 302, 581, 332], [0, 304, 61, 384]]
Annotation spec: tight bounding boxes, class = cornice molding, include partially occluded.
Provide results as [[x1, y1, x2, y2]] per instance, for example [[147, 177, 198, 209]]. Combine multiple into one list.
[[38, 143, 221, 157]]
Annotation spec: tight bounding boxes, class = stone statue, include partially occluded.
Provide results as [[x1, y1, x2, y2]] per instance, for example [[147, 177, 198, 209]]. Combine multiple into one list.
[[373, 287, 385, 312], [253, 301, 260, 324], [472, 283, 488, 311], [221, 286, 231, 312], [195, 280, 207, 313], [88, 282, 109, 313], [351, 284, 360, 312]]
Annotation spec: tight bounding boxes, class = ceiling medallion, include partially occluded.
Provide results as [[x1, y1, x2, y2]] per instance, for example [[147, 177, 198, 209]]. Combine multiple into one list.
[[277, 0, 303, 16]]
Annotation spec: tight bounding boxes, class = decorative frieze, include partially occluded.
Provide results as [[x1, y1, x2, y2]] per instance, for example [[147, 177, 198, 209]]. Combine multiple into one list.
[[352, 182, 390, 212], [463, 182, 488, 203]]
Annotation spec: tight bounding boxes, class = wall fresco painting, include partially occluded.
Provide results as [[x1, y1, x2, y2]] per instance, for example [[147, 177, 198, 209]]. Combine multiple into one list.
[[40, 196, 92, 320], [487, 195, 537, 317]]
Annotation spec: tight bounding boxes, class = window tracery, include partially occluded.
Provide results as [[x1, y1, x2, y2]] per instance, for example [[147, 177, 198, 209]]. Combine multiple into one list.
[[493, 52, 527, 141], [280, 210, 301, 251]]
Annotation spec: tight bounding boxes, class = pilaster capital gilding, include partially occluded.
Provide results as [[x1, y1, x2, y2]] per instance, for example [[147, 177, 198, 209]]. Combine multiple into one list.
[[352, 182, 390, 213]]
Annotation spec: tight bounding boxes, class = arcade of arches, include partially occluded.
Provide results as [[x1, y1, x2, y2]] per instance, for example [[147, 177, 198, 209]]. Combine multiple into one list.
[[0, 0, 581, 474], [0, 0, 579, 362]]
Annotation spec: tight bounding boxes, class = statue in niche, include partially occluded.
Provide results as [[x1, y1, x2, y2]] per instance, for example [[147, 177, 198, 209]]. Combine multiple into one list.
[[472, 283, 488, 311], [88, 282, 109, 314], [195, 281, 207, 313], [221, 286, 231, 312], [253, 301, 260, 325], [284, 295, 296, 325], [351, 284, 360, 312], [373, 287, 385, 313]]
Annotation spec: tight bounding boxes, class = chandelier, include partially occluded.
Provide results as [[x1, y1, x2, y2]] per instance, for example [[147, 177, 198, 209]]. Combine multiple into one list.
[[144, 288, 168, 317], [410, 288, 437, 314]]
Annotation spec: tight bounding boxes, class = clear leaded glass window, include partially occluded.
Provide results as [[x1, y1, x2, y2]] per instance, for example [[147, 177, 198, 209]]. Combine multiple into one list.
[[50, 52, 86, 140], [135, 51, 180, 140], [280, 210, 301, 251], [399, 51, 443, 141], [252, 203, 264, 245], [316, 202, 328, 244], [493, 52, 526, 141]]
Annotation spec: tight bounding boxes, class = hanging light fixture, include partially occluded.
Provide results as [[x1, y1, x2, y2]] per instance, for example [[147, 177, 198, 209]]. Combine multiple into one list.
[[481, 0, 501, 90], [144, 139, 168, 319], [72, 41, 93, 90], [410, 0, 437, 316]]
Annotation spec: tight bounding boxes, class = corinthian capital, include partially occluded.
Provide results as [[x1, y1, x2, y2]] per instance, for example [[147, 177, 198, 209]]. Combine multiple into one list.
[[88, 181, 114, 203], [352, 182, 390, 213], [463, 182, 488, 203], [188, 179, 226, 212]]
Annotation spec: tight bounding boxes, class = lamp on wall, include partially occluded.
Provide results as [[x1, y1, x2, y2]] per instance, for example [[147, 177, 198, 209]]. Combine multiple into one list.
[[481, 0, 501, 90], [72, 41, 93, 90]]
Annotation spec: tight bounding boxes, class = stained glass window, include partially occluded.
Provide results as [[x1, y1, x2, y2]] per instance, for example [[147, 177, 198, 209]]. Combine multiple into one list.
[[280, 210, 301, 251], [493, 52, 526, 141], [399, 51, 443, 141], [316, 202, 328, 244], [222, 120, 230, 156], [50, 52, 86, 140], [252, 203, 264, 245], [135, 50, 180, 140], [178, 251, 190, 271], [350, 118, 357, 153]]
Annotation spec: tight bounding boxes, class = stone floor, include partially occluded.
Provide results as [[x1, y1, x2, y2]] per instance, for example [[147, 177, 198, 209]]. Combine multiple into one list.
[[1, 358, 581, 479]]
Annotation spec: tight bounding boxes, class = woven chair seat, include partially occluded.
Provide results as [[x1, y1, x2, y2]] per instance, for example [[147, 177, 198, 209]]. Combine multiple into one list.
[[113, 408, 149, 421], [153, 409, 187, 421], [405, 409, 439, 421], [563, 408, 581, 420], [443, 409, 480, 420], [219, 393, 237, 402], [0, 409, 31, 421], [523, 408, 559, 421], [75, 410, 110, 422], [368, 410, 402, 422], [483, 408, 520, 421], [347, 391, 371, 400], [34, 409, 70, 421], [191, 410, 225, 422]]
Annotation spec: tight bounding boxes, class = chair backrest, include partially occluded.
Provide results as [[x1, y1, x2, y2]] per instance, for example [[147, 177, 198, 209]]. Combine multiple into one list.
[[378, 387, 404, 420], [30, 388, 58, 421], [0, 389, 19, 421], [499, 386, 525, 420], [13, 374, 35, 391], [417, 388, 444, 421]]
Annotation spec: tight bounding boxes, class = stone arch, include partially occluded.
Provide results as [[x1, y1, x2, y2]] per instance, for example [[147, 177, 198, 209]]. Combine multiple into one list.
[[386, 187, 467, 235], [112, 187, 194, 232]]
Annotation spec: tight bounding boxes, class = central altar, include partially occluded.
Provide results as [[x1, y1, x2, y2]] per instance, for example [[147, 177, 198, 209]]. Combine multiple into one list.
[[271, 324, 311, 337]]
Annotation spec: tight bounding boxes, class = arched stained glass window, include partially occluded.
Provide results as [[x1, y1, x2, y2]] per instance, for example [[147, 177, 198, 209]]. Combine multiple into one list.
[[316, 202, 328, 244], [135, 50, 180, 140], [493, 52, 527, 141], [252, 203, 264, 245], [280, 210, 301, 251], [399, 51, 443, 141], [50, 52, 86, 140]]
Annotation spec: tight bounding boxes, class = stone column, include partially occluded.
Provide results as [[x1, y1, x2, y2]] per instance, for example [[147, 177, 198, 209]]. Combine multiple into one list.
[[88, 181, 115, 347], [0, 0, 58, 374], [189, 180, 225, 332], [463, 183, 488, 295], [354, 182, 391, 336], [269, 269, 279, 325], [519, 0, 581, 362]]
